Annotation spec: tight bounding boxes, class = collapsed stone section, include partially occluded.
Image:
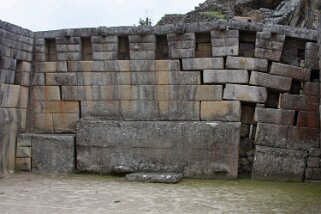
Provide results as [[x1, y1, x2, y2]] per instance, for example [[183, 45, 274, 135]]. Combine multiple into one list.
[[0, 20, 320, 182]]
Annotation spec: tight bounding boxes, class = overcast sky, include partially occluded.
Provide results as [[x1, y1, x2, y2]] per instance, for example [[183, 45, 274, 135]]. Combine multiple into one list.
[[0, 0, 204, 31]]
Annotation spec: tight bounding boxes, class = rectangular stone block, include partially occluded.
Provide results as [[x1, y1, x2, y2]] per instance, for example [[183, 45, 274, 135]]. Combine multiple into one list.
[[201, 101, 241, 122], [212, 46, 239, 57], [31, 73, 45, 86], [211, 30, 239, 38], [33, 101, 79, 113], [53, 113, 79, 133], [167, 33, 195, 42], [46, 73, 78, 86], [91, 36, 118, 44], [169, 49, 195, 58], [270, 63, 311, 81], [309, 148, 321, 157], [67, 61, 104, 72], [130, 51, 155, 60], [303, 82, 319, 97], [92, 44, 118, 52], [204, 70, 248, 84], [32, 86, 61, 100], [77, 119, 240, 178], [0, 69, 15, 84], [297, 111, 320, 128], [254, 107, 295, 125], [14, 72, 30, 86], [92, 52, 117, 60], [211, 38, 239, 47], [168, 41, 195, 49], [182, 58, 224, 70], [129, 35, 156, 43], [62, 85, 222, 101], [255, 123, 319, 150], [16, 134, 32, 147], [279, 94, 319, 112], [34, 62, 68, 73], [34, 113, 53, 133], [226, 56, 268, 72], [254, 48, 282, 62], [18, 86, 29, 109], [307, 157, 320, 168], [305, 168, 321, 180], [155, 60, 180, 71], [129, 43, 155, 51], [32, 134, 75, 173], [249, 71, 292, 92], [252, 146, 307, 182], [0, 84, 20, 108], [15, 158, 31, 171], [81, 101, 200, 121], [105, 60, 130, 71], [16, 147, 31, 158], [223, 84, 267, 103]]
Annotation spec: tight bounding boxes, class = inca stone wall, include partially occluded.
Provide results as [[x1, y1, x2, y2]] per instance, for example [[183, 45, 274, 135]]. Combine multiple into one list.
[[0, 20, 320, 182]]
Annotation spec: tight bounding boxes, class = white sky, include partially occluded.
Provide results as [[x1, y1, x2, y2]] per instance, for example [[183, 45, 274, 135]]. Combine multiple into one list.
[[0, 0, 204, 31]]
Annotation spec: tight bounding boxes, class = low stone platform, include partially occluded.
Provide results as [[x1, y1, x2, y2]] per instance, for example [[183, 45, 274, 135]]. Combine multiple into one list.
[[126, 173, 183, 184], [77, 119, 241, 179]]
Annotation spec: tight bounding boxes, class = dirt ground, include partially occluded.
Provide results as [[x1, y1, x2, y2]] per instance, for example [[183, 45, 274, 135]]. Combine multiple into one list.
[[0, 173, 320, 214]]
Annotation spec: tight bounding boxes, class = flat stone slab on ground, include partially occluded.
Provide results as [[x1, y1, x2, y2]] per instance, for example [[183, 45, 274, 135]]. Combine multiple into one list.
[[126, 173, 183, 184]]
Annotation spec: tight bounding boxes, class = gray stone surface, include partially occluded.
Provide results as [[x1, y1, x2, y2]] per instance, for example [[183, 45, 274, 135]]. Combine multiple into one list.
[[249, 71, 292, 92], [204, 70, 249, 84], [254, 107, 295, 125], [182, 58, 224, 70], [270, 63, 311, 81], [223, 84, 267, 103], [77, 119, 240, 179], [126, 173, 183, 184], [255, 123, 320, 151], [32, 134, 75, 173], [252, 146, 307, 182], [305, 168, 321, 181], [226, 57, 268, 72]]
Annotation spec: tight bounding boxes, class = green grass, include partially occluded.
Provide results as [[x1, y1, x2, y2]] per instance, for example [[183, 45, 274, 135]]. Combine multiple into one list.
[[201, 11, 225, 19]]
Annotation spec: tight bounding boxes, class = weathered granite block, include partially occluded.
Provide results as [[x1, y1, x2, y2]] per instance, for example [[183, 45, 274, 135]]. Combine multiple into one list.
[[46, 73, 78, 86], [249, 71, 292, 92], [279, 94, 319, 112], [81, 101, 200, 120], [297, 111, 320, 128], [204, 70, 248, 84], [254, 107, 295, 125], [223, 84, 267, 103], [34, 62, 68, 73], [15, 158, 31, 171], [201, 101, 241, 122], [33, 101, 79, 114], [16, 134, 32, 147], [126, 173, 183, 184], [255, 123, 320, 150], [0, 84, 20, 108], [32, 134, 75, 173], [252, 146, 307, 182], [52, 113, 79, 133], [16, 147, 31, 158], [92, 52, 117, 60], [305, 168, 321, 181], [77, 119, 240, 178], [303, 82, 320, 97], [226, 56, 268, 72], [32, 86, 61, 101], [182, 58, 224, 70], [270, 63, 311, 81]]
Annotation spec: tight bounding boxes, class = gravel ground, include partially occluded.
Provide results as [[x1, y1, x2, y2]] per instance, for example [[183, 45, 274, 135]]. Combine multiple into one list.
[[0, 173, 320, 214]]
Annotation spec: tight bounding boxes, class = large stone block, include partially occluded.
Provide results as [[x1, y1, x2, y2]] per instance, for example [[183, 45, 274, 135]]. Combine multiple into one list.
[[0, 84, 20, 108], [255, 123, 320, 150], [77, 119, 240, 178], [223, 84, 267, 103], [201, 101, 241, 122], [279, 94, 319, 112], [81, 101, 200, 120], [249, 71, 292, 92], [226, 56, 268, 72], [33, 101, 79, 114], [252, 146, 307, 182], [303, 82, 320, 97], [34, 113, 54, 132], [305, 168, 321, 180], [254, 107, 295, 125], [15, 158, 31, 171], [203, 70, 249, 84], [67, 61, 104, 72], [32, 86, 61, 101], [52, 113, 79, 133], [297, 111, 320, 128], [182, 58, 224, 70], [46, 73, 78, 86], [32, 134, 75, 173], [105, 60, 130, 72], [62, 85, 222, 101], [34, 62, 68, 73], [270, 63, 311, 81]]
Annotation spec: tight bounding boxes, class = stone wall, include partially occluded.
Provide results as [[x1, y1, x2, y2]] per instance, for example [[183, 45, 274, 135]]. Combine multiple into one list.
[[0, 21, 33, 176], [0, 20, 320, 181]]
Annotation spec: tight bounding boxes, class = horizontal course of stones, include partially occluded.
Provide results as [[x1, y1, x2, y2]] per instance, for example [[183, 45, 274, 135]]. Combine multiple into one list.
[[0, 19, 319, 181]]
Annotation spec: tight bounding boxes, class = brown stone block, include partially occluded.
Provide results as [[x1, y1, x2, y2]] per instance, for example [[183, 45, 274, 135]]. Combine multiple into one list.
[[15, 158, 31, 171], [297, 111, 320, 128], [32, 86, 61, 101], [201, 101, 241, 122], [303, 82, 320, 97], [34, 113, 53, 132], [249, 71, 292, 92], [53, 113, 79, 133], [33, 101, 79, 113], [254, 107, 295, 125], [279, 94, 319, 112], [223, 84, 267, 103]]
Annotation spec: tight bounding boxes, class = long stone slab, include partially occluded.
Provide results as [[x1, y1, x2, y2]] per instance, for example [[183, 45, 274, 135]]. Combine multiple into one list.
[[255, 123, 320, 151], [270, 63, 311, 81], [249, 71, 292, 92], [223, 84, 267, 103], [77, 119, 241, 179], [226, 56, 268, 72], [252, 146, 307, 182], [204, 70, 249, 84], [81, 101, 200, 120], [182, 58, 224, 70], [254, 107, 295, 125]]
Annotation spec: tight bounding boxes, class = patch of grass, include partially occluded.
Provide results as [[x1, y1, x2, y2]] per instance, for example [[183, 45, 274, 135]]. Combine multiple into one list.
[[201, 11, 225, 19]]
